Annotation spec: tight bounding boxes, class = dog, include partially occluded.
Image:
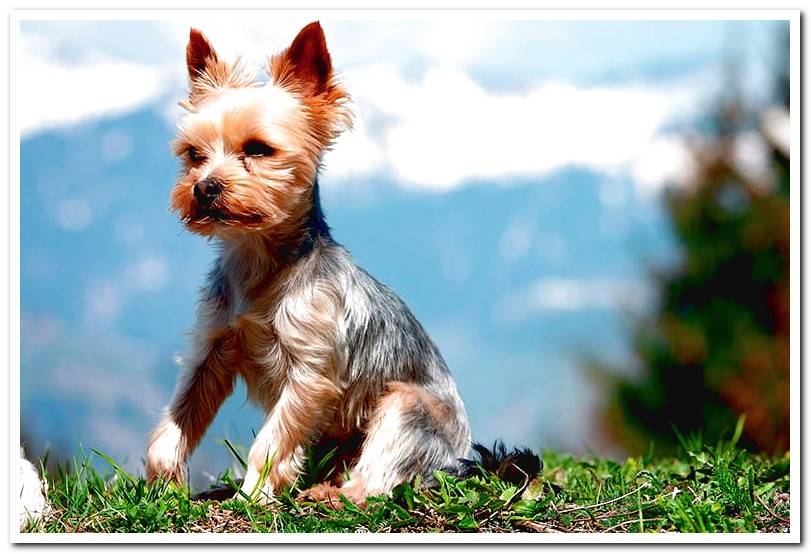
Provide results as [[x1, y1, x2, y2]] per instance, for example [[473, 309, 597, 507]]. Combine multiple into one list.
[[145, 21, 475, 505]]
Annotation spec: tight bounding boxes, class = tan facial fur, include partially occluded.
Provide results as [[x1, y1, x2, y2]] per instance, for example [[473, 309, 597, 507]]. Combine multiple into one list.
[[169, 25, 350, 239]]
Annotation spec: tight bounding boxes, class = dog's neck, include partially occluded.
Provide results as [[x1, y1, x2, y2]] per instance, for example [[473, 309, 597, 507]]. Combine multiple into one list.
[[298, 178, 333, 257], [216, 178, 332, 297]]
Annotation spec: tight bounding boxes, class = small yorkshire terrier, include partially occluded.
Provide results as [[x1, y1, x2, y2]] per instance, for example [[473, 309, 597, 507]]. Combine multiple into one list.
[[146, 22, 476, 505]]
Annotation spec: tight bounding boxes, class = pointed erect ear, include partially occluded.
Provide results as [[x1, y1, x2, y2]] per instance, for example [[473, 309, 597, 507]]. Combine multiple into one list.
[[186, 28, 218, 81], [284, 21, 333, 96]]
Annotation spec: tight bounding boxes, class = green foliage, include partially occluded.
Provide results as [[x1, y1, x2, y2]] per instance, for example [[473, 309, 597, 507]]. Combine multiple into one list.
[[24, 438, 789, 534], [601, 49, 790, 454]]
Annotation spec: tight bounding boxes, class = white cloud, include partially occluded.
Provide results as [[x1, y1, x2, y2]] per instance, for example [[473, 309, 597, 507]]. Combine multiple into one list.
[[631, 135, 697, 195], [498, 277, 652, 323], [321, 113, 386, 179], [326, 64, 694, 192], [145, 21, 706, 194], [18, 34, 168, 136], [20, 20, 715, 194]]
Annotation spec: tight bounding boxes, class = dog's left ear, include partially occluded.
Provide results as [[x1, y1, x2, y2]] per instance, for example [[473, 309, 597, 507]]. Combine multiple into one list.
[[186, 28, 219, 82], [282, 21, 333, 96]]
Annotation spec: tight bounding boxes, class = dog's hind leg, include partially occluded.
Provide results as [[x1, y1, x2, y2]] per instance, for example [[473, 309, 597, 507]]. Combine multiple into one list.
[[337, 381, 469, 504]]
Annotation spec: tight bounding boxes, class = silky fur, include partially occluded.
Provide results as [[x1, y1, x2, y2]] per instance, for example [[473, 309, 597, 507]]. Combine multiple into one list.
[[146, 22, 471, 504]]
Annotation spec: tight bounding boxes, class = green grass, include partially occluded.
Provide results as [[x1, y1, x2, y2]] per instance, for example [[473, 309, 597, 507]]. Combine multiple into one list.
[[24, 431, 790, 534]]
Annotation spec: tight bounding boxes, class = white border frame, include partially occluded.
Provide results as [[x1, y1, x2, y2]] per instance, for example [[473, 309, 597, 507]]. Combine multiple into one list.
[[8, 8, 800, 545]]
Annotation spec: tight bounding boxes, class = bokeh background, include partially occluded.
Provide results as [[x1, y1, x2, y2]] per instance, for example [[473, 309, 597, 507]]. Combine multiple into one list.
[[19, 16, 790, 487]]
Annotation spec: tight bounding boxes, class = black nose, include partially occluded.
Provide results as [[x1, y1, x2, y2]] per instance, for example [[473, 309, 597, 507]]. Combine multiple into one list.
[[194, 177, 223, 205]]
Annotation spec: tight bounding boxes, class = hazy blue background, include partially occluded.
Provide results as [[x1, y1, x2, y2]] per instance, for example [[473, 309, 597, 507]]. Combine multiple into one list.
[[19, 16, 786, 486]]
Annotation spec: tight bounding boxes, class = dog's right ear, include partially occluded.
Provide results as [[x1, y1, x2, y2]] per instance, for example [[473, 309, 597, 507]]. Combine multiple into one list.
[[186, 28, 218, 82]]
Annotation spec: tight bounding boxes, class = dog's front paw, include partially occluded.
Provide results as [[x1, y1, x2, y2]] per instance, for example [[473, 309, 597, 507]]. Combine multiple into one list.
[[146, 419, 185, 483], [237, 469, 276, 505]]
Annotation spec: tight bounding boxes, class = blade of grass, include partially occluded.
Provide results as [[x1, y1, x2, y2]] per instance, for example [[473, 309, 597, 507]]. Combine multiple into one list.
[[91, 449, 135, 484], [221, 438, 248, 471]]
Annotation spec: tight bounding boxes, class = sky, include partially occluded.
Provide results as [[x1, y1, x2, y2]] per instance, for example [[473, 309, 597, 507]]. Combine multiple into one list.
[[18, 16, 788, 485]]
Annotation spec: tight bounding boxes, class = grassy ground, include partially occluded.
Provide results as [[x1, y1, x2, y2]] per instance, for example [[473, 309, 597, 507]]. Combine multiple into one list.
[[24, 429, 790, 534]]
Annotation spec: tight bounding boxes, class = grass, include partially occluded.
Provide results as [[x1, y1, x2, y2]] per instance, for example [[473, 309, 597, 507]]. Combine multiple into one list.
[[23, 427, 790, 534]]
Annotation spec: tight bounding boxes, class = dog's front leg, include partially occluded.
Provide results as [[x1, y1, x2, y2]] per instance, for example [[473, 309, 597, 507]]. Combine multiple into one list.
[[239, 284, 345, 503], [146, 329, 237, 484], [239, 373, 342, 503]]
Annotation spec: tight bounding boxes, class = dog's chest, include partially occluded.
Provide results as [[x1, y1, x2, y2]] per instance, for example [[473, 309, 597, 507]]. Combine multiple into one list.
[[222, 292, 290, 403]]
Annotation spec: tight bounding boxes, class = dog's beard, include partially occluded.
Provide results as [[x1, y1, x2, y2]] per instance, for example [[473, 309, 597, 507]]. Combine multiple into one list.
[[173, 177, 309, 238], [191, 202, 226, 222], [184, 202, 267, 236]]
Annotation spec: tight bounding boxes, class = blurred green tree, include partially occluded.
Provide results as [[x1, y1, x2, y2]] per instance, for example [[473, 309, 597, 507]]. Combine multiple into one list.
[[601, 44, 790, 454]]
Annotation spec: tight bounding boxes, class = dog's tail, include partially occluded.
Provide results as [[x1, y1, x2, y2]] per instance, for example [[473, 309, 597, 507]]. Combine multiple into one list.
[[455, 440, 542, 486]]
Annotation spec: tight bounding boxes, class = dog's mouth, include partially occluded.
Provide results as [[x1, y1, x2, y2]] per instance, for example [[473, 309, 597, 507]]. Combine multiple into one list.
[[200, 207, 226, 222], [185, 202, 266, 231], [189, 200, 227, 223]]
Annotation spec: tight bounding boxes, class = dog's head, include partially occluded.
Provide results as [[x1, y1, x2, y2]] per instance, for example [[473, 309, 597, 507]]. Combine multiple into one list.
[[170, 22, 351, 238]]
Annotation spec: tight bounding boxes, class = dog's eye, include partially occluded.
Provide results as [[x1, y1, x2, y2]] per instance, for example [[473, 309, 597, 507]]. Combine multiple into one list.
[[186, 147, 204, 164], [243, 140, 275, 158]]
